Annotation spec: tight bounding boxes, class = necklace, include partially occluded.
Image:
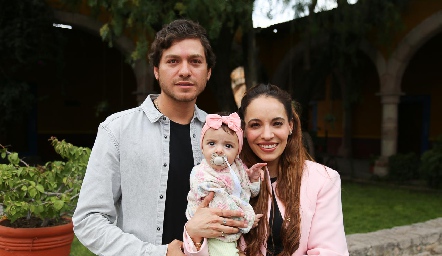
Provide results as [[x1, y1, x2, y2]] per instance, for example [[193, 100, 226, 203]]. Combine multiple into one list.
[[268, 182, 276, 255], [153, 98, 160, 112]]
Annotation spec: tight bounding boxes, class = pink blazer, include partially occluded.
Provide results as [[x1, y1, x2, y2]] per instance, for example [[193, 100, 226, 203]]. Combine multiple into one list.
[[184, 160, 349, 256]]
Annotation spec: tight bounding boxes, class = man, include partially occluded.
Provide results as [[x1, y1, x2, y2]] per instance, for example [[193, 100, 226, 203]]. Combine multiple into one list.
[[73, 19, 245, 256]]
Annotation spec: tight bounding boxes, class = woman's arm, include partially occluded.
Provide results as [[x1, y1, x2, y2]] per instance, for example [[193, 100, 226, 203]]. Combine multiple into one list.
[[305, 169, 349, 256]]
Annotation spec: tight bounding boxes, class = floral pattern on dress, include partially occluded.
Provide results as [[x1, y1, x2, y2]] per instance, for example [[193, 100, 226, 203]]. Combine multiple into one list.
[[186, 157, 260, 242]]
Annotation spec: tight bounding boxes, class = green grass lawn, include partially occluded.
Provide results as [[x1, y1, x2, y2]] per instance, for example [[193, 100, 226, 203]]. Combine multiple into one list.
[[70, 236, 95, 256], [69, 181, 442, 255], [342, 181, 442, 234]]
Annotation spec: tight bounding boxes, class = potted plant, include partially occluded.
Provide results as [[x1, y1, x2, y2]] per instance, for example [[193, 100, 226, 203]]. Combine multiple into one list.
[[0, 137, 90, 256]]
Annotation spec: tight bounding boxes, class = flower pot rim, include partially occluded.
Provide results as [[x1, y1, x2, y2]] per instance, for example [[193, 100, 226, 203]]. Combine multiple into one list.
[[0, 217, 73, 237]]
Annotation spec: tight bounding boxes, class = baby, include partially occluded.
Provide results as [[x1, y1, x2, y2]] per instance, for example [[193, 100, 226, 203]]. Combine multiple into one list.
[[185, 112, 266, 256]]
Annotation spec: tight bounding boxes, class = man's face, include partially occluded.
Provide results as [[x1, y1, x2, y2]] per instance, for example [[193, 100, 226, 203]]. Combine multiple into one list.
[[154, 38, 211, 103]]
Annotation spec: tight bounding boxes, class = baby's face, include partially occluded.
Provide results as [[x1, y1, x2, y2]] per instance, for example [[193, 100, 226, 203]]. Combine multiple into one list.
[[201, 128, 239, 170]]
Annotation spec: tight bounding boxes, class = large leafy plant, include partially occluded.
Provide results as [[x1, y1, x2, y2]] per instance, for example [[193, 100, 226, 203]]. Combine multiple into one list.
[[420, 136, 442, 189], [0, 137, 90, 227]]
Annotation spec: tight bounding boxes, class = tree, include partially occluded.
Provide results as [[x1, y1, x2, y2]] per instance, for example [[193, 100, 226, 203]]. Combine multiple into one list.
[[275, 0, 410, 157], [60, 0, 255, 112], [0, 1, 65, 141]]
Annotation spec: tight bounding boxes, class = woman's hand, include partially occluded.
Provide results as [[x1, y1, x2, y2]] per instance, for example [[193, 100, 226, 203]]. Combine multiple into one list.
[[186, 192, 248, 242]]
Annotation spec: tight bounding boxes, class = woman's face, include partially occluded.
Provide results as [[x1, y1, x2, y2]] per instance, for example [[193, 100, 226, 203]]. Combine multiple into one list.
[[243, 96, 293, 169]]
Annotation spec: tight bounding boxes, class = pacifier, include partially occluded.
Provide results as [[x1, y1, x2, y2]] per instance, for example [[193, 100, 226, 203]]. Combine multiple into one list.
[[210, 152, 227, 168]]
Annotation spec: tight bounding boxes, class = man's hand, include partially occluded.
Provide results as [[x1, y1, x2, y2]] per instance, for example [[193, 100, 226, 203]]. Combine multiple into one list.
[[186, 192, 248, 243], [166, 239, 184, 256], [246, 163, 267, 182]]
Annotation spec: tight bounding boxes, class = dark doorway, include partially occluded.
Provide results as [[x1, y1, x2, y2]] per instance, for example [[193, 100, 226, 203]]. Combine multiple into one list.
[[397, 95, 430, 155]]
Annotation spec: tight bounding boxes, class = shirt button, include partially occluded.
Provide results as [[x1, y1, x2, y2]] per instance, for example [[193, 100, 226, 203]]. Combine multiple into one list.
[[164, 135, 168, 139], [157, 227, 160, 231], [163, 117, 166, 121], [163, 163, 167, 167], [160, 195, 163, 199], [193, 134, 196, 138]]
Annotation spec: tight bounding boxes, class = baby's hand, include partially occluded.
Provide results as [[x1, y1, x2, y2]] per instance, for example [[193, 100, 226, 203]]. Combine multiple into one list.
[[246, 163, 266, 182], [253, 213, 263, 228]]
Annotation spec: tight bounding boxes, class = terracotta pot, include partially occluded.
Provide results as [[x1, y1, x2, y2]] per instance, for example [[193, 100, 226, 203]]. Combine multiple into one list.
[[0, 218, 74, 256]]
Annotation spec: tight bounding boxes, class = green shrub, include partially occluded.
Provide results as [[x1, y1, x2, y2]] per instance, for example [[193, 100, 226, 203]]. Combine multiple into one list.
[[388, 152, 419, 182], [420, 136, 442, 189], [0, 137, 90, 226]]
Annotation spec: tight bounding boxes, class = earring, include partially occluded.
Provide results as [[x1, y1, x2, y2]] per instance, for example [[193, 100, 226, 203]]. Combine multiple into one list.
[[289, 130, 293, 135]]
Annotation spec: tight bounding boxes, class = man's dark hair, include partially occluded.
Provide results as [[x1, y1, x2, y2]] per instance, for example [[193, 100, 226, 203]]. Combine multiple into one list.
[[148, 19, 216, 69]]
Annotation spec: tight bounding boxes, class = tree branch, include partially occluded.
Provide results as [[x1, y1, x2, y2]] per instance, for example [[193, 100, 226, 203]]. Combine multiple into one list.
[[0, 144, 30, 167], [43, 188, 74, 197]]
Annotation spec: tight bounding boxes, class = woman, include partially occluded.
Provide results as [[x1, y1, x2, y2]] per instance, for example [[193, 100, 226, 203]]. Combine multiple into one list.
[[184, 84, 348, 256]]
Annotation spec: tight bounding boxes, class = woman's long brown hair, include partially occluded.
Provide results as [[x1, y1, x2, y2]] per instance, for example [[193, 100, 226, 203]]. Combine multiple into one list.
[[239, 84, 311, 256]]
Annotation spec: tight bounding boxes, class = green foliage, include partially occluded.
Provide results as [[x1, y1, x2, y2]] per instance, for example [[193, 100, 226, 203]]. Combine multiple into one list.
[[0, 1, 61, 66], [277, 0, 410, 154], [388, 152, 420, 182], [0, 138, 91, 226], [420, 136, 442, 189], [0, 0, 65, 129], [278, 0, 410, 107], [61, 0, 254, 63], [0, 80, 35, 133], [286, 0, 410, 51]]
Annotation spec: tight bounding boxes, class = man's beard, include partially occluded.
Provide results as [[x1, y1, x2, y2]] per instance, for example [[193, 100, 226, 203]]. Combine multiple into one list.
[[158, 78, 205, 102]]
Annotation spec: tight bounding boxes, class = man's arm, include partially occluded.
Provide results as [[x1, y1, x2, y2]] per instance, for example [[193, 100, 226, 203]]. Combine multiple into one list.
[[73, 126, 167, 256], [167, 240, 185, 256]]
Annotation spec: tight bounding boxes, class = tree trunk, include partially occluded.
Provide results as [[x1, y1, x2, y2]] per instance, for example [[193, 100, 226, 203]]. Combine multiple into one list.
[[243, 29, 258, 90], [302, 0, 318, 72], [333, 68, 352, 158], [209, 25, 237, 112]]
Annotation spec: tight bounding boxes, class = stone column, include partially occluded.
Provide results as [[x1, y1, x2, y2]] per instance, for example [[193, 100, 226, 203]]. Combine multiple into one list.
[[374, 92, 402, 176], [381, 94, 401, 157]]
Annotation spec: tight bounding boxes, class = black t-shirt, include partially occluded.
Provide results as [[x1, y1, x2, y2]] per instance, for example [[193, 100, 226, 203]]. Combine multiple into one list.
[[162, 121, 194, 244], [267, 177, 283, 255]]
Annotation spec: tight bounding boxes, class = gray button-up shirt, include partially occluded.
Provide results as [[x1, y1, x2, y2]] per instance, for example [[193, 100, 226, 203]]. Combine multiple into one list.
[[73, 95, 207, 256]]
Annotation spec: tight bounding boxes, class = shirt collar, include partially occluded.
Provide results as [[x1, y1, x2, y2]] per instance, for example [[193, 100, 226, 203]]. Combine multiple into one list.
[[141, 94, 206, 124]]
